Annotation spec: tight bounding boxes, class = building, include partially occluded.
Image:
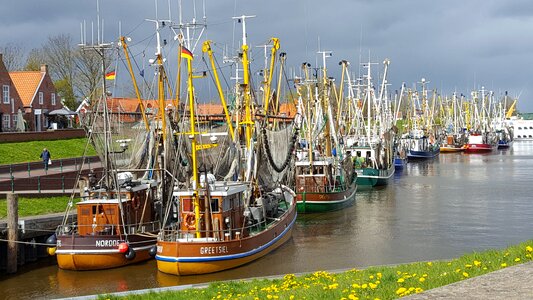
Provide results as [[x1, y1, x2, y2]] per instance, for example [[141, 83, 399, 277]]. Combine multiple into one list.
[[9, 64, 61, 131], [0, 54, 24, 132]]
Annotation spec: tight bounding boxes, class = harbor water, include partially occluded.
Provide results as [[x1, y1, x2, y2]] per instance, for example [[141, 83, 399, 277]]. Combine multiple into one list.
[[2, 142, 533, 299]]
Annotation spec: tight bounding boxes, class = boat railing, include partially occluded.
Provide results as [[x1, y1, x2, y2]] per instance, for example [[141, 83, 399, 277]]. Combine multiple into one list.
[[56, 221, 161, 236]]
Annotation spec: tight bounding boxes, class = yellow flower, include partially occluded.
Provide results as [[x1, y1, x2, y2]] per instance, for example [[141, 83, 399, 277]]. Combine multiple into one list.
[[515, 258, 521, 262], [419, 277, 426, 282], [267, 295, 272, 299], [427, 262, 433, 266], [455, 268, 461, 273], [328, 283, 339, 289], [501, 263, 507, 267], [422, 274, 428, 278], [397, 278, 405, 283], [465, 264, 472, 268], [374, 298, 381, 300], [289, 296, 295, 300], [397, 271, 402, 275], [526, 254, 532, 259], [526, 246, 533, 253], [396, 287, 407, 295], [348, 294, 358, 300], [361, 284, 368, 289], [463, 272, 469, 278], [473, 260, 481, 267], [369, 283, 378, 289], [369, 275, 374, 279], [377, 272, 383, 279], [352, 283, 361, 289], [415, 287, 424, 293]]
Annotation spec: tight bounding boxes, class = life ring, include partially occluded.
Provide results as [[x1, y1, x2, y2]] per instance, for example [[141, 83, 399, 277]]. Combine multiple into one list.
[[132, 196, 141, 210], [184, 212, 196, 230]]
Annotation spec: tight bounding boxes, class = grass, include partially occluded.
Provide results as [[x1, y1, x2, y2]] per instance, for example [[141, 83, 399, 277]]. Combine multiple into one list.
[[100, 241, 533, 299], [0, 196, 78, 219], [0, 137, 96, 164]]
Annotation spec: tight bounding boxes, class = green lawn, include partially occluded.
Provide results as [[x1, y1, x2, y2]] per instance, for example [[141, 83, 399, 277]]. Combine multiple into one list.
[[0, 195, 78, 219], [0, 138, 96, 164], [100, 241, 533, 300]]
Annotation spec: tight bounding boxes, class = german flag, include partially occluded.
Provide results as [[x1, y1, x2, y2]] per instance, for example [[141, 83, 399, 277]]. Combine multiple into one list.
[[180, 47, 193, 60], [105, 71, 116, 80]]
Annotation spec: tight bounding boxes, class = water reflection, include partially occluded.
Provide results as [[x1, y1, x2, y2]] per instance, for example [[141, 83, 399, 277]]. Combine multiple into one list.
[[2, 143, 533, 298]]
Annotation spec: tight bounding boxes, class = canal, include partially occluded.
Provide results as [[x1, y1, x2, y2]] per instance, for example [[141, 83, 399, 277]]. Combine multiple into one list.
[[2, 142, 533, 299]]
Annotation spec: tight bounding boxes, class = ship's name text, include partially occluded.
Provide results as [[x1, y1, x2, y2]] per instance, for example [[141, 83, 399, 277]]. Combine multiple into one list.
[[96, 240, 121, 247], [200, 246, 228, 255]]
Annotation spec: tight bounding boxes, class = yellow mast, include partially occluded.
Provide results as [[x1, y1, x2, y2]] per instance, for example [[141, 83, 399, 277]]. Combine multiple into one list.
[[119, 36, 150, 131], [263, 38, 280, 116], [202, 40, 235, 141]]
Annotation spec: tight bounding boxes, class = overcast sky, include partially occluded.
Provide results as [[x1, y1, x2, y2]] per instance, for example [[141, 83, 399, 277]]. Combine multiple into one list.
[[2, 0, 533, 112]]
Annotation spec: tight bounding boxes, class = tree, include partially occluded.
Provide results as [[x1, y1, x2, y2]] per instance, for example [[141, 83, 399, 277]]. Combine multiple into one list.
[[25, 48, 45, 71], [1, 43, 24, 71]]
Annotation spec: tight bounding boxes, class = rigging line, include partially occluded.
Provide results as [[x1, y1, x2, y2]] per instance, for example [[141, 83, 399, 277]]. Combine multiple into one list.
[[124, 20, 146, 37]]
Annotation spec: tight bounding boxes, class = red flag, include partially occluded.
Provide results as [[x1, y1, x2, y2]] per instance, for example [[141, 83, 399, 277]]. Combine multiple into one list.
[[105, 71, 116, 80]]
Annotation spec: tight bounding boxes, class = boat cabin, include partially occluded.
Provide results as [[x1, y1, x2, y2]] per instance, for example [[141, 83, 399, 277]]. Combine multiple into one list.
[[175, 182, 248, 241], [295, 159, 334, 193], [76, 181, 158, 236]]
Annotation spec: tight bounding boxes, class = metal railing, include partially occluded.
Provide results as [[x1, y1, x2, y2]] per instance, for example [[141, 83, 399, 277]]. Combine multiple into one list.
[[56, 221, 161, 236]]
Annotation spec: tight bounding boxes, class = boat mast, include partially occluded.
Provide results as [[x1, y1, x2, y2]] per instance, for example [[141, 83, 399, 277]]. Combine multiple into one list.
[[317, 50, 333, 156]]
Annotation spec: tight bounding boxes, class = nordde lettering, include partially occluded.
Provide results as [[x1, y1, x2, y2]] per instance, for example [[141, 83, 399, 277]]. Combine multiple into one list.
[[95, 240, 121, 247]]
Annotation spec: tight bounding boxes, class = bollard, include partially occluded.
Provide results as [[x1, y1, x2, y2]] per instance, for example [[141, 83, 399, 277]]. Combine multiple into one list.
[[11, 175, 15, 193], [62, 175, 65, 192], [9, 165, 13, 177], [7, 193, 18, 274], [37, 176, 41, 193], [60, 159, 63, 173], [27, 162, 31, 177]]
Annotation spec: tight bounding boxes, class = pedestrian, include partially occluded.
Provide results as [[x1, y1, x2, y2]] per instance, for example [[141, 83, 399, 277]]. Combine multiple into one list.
[[40, 148, 51, 171]]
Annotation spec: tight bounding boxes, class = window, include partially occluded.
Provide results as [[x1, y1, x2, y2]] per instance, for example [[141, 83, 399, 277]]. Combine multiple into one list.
[[2, 85, 9, 104], [44, 115, 49, 128], [13, 114, 17, 129], [51, 93, 56, 105], [2, 115, 10, 129], [39, 92, 43, 104]]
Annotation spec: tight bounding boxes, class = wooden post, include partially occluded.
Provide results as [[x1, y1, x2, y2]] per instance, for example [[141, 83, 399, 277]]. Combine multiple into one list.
[[7, 193, 18, 274]]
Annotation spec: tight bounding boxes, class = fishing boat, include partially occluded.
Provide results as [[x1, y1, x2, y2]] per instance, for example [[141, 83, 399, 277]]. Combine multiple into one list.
[[402, 129, 440, 159], [440, 134, 466, 152], [292, 53, 357, 212], [48, 36, 167, 270], [156, 20, 297, 275], [463, 132, 496, 153]]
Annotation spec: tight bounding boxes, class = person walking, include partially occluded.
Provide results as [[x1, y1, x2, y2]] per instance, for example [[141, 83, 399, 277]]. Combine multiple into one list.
[[40, 148, 51, 172]]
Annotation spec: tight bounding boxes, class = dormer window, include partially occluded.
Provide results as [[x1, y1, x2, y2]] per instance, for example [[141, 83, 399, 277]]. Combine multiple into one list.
[[2, 85, 9, 104], [39, 92, 44, 104]]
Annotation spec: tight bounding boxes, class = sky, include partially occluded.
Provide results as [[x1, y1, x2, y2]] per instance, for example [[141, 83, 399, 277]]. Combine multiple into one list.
[[1, 0, 533, 112]]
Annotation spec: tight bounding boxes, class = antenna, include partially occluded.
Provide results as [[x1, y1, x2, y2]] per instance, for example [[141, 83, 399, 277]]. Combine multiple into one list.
[[232, 15, 256, 46]]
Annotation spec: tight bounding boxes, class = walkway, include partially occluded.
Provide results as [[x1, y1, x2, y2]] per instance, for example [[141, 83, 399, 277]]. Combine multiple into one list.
[[406, 261, 533, 299]]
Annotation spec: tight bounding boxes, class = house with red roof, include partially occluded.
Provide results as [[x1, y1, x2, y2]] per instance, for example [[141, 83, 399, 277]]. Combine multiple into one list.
[[9, 63, 61, 131], [0, 54, 24, 132]]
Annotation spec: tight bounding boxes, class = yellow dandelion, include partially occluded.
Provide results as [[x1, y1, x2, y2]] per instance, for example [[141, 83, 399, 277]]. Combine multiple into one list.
[[526, 254, 532, 259], [397, 278, 405, 283], [463, 272, 469, 278], [396, 287, 407, 295], [289, 296, 295, 300], [415, 287, 424, 293], [352, 283, 361, 289], [501, 263, 507, 267], [397, 270, 402, 275], [526, 246, 533, 253], [504, 252, 510, 257], [267, 295, 272, 299], [515, 258, 521, 262], [473, 260, 481, 267], [423, 274, 428, 278], [447, 262, 452, 266], [369, 275, 374, 279], [455, 268, 461, 273], [374, 298, 381, 300], [483, 267, 487, 270], [377, 272, 383, 279], [348, 294, 358, 300], [369, 283, 377, 289], [465, 264, 472, 268], [427, 262, 433, 266], [419, 277, 426, 282], [361, 283, 368, 289]]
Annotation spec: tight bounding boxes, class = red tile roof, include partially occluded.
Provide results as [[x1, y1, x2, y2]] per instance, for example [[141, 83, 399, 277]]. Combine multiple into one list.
[[9, 71, 44, 107]]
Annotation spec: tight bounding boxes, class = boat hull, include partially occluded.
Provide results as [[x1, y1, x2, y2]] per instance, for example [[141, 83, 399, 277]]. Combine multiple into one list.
[[355, 167, 394, 186], [394, 157, 407, 169], [296, 184, 357, 213], [407, 149, 440, 159], [55, 233, 157, 270], [439, 146, 465, 152], [156, 202, 297, 275], [464, 143, 494, 153]]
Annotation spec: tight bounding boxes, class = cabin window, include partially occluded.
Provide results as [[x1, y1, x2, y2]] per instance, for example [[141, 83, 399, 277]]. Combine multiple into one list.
[[2, 85, 9, 104], [182, 198, 193, 212], [81, 208, 90, 216], [223, 196, 233, 212], [210, 198, 220, 213], [92, 205, 97, 215], [38, 92, 44, 104], [105, 208, 115, 215], [530, 127, 533, 129]]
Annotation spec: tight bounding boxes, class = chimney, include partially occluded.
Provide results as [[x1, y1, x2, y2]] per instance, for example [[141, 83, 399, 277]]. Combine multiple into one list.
[[41, 64, 48, 73]]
